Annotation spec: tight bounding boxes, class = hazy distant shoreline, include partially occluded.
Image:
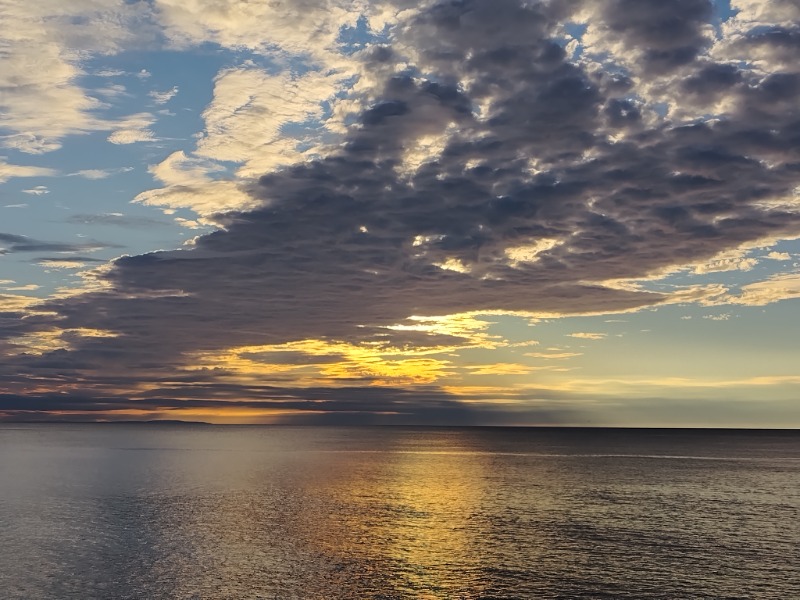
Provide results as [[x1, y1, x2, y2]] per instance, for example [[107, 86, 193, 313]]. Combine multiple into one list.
[[1, 420, 797, 432]]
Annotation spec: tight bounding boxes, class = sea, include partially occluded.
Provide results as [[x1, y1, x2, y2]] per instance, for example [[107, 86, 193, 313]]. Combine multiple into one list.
[[0, 425, 798, 599]]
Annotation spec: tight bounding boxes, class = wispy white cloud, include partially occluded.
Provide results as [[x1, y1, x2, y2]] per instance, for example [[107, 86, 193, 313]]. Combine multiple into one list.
[[70, 167, 134, 180], [702, 313, 731, 321], [135, 151, 257, 214], [727, 274, 800, 306], [4, 284, 40, 292], [22, 186, 49, 195], [37, 259, 90, 270], [692, 249, 759, 274], [107, 113, 158, 145], [0, 160, 57, 183], [567, 332, 607, 340], [525, 352, 583, 360], [463, 363, 535, 376], [149, 86, 180, 105], [93, 68, 127, 78]]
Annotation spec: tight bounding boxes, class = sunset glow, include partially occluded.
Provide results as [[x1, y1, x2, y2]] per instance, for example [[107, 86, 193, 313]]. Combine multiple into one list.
[[1, 0, 799, 426]]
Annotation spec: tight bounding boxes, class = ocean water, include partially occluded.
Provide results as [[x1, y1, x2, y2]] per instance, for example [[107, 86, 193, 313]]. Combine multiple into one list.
[[0, 425, 798, 599]]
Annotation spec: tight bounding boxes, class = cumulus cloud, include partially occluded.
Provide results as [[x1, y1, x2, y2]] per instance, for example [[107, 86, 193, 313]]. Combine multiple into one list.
[[579, 0, 715, 77], [153, 0, 367, 62], [4, 0, 800, 422], [0, 0, 150, 153], [766, 251, 792, 261], [197, 67, 345, 173]]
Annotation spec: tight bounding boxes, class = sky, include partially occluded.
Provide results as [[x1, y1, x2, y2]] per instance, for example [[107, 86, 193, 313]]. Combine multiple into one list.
[[1, 0, 799, 426]]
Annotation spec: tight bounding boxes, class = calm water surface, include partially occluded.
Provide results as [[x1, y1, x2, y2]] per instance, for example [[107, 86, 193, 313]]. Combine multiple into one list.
[[1, 425, 798, 599]]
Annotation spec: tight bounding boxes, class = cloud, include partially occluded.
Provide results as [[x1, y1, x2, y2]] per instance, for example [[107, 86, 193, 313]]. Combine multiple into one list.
[[196, 67, 345, 173], [692, 249, 759, 274], [0, 387, 583, 426], [728, 0, 800, 27], [94, 68, 127, 78], [4, 284, 40, 291], [135, 151, 258, 214], [463, 363, 535, 376], [107, 113, 158, 145], [22, 186, 49, 195], [153, 0, 369, 63], [567, 333, 607, 340], [579, 0, 715, 77], [134, 66, 354, 215], [4, 0, 800, 422], [525, 352, 584, 360], [0, 294, 40, 312], [128, 2, 429, 217], [766, 251, 791, 261], [149, 86, 179, 104], [0, 160, 57, 183], [0, 1, 150, 153], [66, 213, 172, 228], [727, 273, 800, 306], [37, 259, 97, 270], [71, 167, 134, 180], [0, 233, 119, 254]]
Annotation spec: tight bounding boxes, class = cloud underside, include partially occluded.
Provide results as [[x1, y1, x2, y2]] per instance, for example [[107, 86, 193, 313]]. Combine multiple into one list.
[[3, 0, 800, 421]]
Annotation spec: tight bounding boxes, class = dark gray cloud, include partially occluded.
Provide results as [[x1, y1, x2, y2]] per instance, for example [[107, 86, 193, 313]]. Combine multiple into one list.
[[3, 0, 800, 421], [681, 62, 743, 100], [587, 0, 714, 74], [0, 232, 120, 254]]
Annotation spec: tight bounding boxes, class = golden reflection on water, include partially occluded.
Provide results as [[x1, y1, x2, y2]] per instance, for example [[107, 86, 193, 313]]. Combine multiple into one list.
[[314, 432, 497, 597], [137, 429, 503, 598], [376, 442, 491, 597]]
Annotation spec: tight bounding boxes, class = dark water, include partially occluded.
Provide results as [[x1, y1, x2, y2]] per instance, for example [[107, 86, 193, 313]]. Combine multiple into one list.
[[1, 425, 798, 599]]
